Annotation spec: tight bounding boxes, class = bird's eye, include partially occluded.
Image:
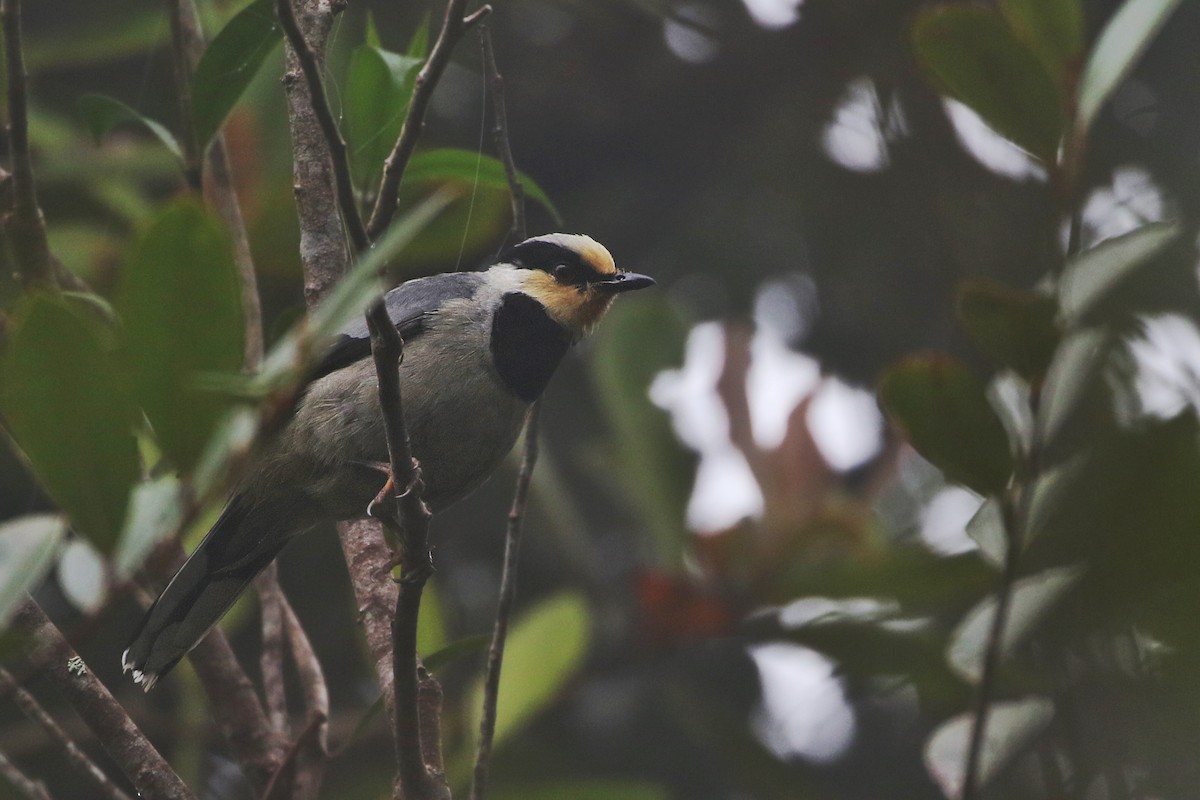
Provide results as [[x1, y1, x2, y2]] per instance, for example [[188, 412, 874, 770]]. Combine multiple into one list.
[[553, 264, 571, 280]]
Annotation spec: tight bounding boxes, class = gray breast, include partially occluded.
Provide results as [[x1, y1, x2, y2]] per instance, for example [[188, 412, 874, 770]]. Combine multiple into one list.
[[262, 299, 529, 518]]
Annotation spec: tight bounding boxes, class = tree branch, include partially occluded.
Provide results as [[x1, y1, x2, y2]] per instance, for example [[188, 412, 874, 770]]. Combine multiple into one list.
[[257, 563, 290, 735], [276, 0, 368, 252], [2, 0, 59, 290], [11, 600, 195, 800], [365, 0, 491, 239], [0, 669, 133, 800], [282, 592, 329, 800], [0, 747, 53, 800]]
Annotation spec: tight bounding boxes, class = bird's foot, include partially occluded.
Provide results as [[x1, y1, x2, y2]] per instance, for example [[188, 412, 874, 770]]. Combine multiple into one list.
[[365, 460, 422, 518]]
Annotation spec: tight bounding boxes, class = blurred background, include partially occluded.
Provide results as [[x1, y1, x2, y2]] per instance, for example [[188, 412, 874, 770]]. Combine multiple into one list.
[[2, 0, 1200, 798]]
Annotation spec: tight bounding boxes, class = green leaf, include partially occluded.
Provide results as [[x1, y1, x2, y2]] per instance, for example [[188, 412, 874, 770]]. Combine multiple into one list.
[[364, 11, 382, 49], [0, 515, 66, 627], [925, 697, 1055, 798], [1058, 222, 1179, 325], [75, 93, 182, 160], [344, 44, 422, 191], [57, 538, 107, 614], [492, 782, 668, 800], [912, 6, 1065, 161], [0, 296, 140, 551], [117, 199, 245, 471], [879, 355, 1014, 495], [998, 0, 1084, 83], [407, 148, 563, 225], [986, 372, 1034, 459], [114, 476, 184, 579], [1074, 0, 1183, 142], [467, 593, 590, 748], [947, 565, 1083, 683], [192, 0, 283, 149], [591, 298, 695, 568], [1035, 328, 1108, 447], [956, 278, 1059, 381]]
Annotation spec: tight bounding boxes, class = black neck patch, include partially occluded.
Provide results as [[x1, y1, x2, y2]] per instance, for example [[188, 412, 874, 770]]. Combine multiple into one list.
[[491, 292, 572, 402]]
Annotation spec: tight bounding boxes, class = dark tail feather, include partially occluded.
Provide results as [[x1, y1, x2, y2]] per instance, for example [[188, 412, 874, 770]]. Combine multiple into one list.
[[123, 492, 318, 691]]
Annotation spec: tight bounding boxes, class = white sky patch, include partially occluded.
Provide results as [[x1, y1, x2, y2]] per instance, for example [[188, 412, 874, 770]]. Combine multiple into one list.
[[1079, 166, 1165, 247], [750, 643, 856, 763], [1119, 314, 1200, 421], [944, 100, 1046, 182], [807, 379, 884, 472], [747, 331, 820, 450], [920, 487, 983, 556], [687, 444, 765, 532], [822, 78, 890, 173], [741, 0, 803, 29], [663, 4, 721, 64]]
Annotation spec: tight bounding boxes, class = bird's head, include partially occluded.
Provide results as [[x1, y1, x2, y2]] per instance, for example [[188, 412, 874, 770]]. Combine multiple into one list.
[[499, 233, 654, 338]]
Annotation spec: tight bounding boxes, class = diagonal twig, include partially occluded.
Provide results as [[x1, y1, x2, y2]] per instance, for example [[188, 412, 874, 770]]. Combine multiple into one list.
[[365, 0, 492, 239], [12, 600, 195, 800], [0, 747, 53, 800]]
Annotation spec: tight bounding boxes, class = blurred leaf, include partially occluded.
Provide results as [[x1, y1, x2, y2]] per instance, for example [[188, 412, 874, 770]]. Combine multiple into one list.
[[591, 297, 695, 567], [256, 190, 454, 390], [966, 498, 1007, 568], [190, 406, 260, 500], [74, 93, 182, 160], [417, 579, 447, 658], [948, 565, 1083, 683], [912, 6, 1065, 160], [492, 782, 668, 800], [998, 0, 1084, 83], [1058, 222, 1179, 325], [407, 14, 431, 59], [1035, 328, 1107, 447], [773, 547, 994, 615], [0, 295, 139, 551], [114, 476, 183, 579], [467, 593, 590, 748], [344, 44, 422, 191], [364, 11, 382, 49], [192, 0, 283, 149], [879, 355, 1014, 495], [118, 199, 245, 471], [406, 149, 562, 224], [986, 372, 1034, 459], [424, 635, 488, 673], [925, 697, 1055, 798], [57, 538, 107, 614], [956, 278, 1059, 381], [1073, 0, 1183, 143], [0, 515, 66, 627]]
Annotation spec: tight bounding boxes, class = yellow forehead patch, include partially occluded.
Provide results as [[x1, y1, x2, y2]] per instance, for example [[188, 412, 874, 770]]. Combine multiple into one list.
[[539, 233, 617, 276]]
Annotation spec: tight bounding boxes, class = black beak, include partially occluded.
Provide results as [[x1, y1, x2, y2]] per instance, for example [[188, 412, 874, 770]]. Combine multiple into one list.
[[596, 271, 655, 293]]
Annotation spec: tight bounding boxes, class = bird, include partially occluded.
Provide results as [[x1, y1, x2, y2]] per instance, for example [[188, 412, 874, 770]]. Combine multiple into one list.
[[123, 233, 653, 690]]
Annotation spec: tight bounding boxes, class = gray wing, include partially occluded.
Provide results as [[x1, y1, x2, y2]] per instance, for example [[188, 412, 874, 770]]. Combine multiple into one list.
[[308, 272, 484, 382]]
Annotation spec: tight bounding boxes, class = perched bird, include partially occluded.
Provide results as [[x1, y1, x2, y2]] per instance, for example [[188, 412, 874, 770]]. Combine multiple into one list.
[[123, 233, 653, 690]]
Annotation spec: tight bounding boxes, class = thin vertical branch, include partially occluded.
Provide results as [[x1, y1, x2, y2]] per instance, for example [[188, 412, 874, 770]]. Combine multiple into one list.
[[0, 670, 133, 800], [470, 405, 539, 800], [470, 29, 534, 799], [479, 24, 525, 244], [165, 0, 202, 190], [2, 0, 53, 290], [257, 562, 290, 735], [11, 601, 196, 800], [283, 594, 329, 799], [365, 1, 492, 239]]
